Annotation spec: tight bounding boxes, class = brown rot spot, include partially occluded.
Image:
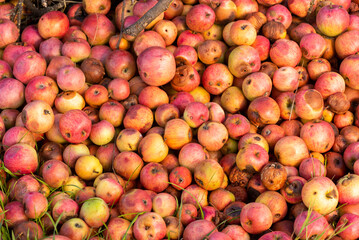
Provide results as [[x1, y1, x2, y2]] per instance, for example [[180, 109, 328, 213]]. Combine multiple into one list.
[[143, 72, 148, 77], [81, 130, 87, 136], [195, 177, 204, 186], [145, 226, 150, 230], [75, 223, 82, 228], [254, 136, 261, 141], [44, 109, 51, 115], [241, 25, 248, 30], [94, 90, 99, 95], [65, 133, 71, 138], [326, 189, 337, 199]]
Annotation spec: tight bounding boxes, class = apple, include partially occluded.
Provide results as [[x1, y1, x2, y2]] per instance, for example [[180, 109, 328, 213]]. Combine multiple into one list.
[[0, 19, 20, 48], [80, 197, 109, 228], [14, 221, 43, 240], [302, 176, 339, 215], [118, 189, 152, 220], [23, 191, 48, 219], [140, 162, 169, 192], [4, 143, 38, 175], [198, 121, 228, 151], [183, 220, 217, 240], [52, 198, 79, 224], [316, 4, 349, 37], [240, 202, 273, 234], [294, 210, 330, 239]]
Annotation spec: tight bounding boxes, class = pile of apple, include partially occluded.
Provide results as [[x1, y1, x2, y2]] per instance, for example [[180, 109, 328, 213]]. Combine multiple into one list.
[[0, 0, 359, 239]]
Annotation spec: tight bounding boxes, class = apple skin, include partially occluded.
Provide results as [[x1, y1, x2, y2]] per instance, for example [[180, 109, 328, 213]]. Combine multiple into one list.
[[337, 174, 359, 205], [140, 162, 169, 193], [95, 178, 124, 206], [242, 72, 272, 101], [79, 197, 109, 228], [343, 142, 359, 170], [302, 176, 339, 215], [104, 217, 133, 240], [133, 30, 166, 57], [228, 45, 261, 78], [274, 136, 310, 167], [316, 4, 349, 37], [294, 210, 330, 239], [240, 202, 273, 234], [194, 159, 224, 191], [256, 191, 287, 223], [123, 104, 154, 134], [4, 201, 28, 228], [3, 43, 35, 68], [280, 175, 306, 204], [0, 19, 20, 48], [41, 160, 71, 188], [335, 30, 359, 59], [102, 52, 133, 82], [38, 11, 69, 39], [0, 78, 25, 110], [59, 218, 90, 240], [75, 155, 103, 181], [183, 220, 217, 240], [113, 151, 143, 180], [183, 102, 209, 128], [138, 133, 169, 163], [89, 120, 115, 146], [198, 121, 229, 151], [4, 143, 38, 175], [186, 4, 215, 33], [81, 13, 115, 45], [52, 198, 79, 224], [23, 192, 48, 219], [259, 231, 292, 240], [209, 188, 235, 211], [59, 109, 92, 144], [230, 20, 257, 46], [177, 203, 197, 226], [221, 225, 250, 240], [13, 51, 47, 85], [336, 213, 359, 240], [164, 216, 183, 239], [299, 157, 326, 180], [13, 221, 44, 240], [118, 189, 152, 221], [2, 126, 36, 151], [178, 143, 207, 172], [247, 96, 280, 128], [181, 184, 209, 208], [133, 212, 167, 240], [269, 39, 301, 68], [54, 91, 87, 113], [137, 46, 176, 87], [236, 143, 269, 174], [153, 193, 177, 217], [13, 175, 40, 202]]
